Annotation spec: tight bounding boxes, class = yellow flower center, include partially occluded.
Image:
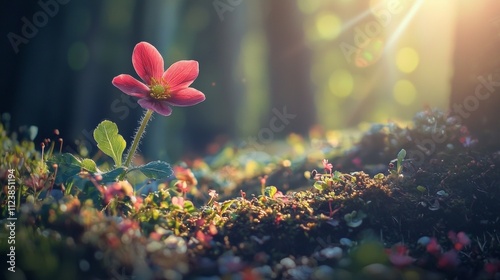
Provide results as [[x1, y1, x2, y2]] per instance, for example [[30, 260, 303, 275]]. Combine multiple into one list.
[[149, 79, 170, 100]]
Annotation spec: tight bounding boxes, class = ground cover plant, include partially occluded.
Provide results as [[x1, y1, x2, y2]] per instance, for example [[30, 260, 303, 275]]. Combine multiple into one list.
[[1, 42, 500, 280]]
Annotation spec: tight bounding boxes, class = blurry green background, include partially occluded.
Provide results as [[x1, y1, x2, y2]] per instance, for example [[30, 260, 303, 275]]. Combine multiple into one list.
[[2, 0, 499, 161]]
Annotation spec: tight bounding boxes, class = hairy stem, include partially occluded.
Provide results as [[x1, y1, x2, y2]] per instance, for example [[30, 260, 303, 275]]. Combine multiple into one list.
[[123, 109, 154, 168]]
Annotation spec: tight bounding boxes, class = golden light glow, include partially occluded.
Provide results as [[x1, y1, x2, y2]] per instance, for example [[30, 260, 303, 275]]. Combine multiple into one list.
[[393, 79, 417, 105], [396, 47, 419, 73], [329, 69, 354, 98], [315, 13, 342, 40], [297, 0, 322, 14], [369, 0, 385, 13]]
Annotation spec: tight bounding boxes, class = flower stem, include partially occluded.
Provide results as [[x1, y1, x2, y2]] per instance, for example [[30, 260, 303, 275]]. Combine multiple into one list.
[[124, 109, 154, 168]]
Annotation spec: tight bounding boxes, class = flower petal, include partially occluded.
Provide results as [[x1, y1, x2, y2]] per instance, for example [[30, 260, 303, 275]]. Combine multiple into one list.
[[138, 98, 172, 116], [167, 88, 206, 107], [112, 74, 150, 98], [132, 42, 164, 84], [163, 60, 199, 92]]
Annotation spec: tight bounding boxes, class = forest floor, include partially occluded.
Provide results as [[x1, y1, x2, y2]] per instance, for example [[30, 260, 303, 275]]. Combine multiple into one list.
[[1, 109, 500, 280]]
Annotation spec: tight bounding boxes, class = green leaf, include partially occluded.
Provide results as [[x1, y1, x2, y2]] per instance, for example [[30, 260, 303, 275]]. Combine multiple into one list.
[[221, 200, 235, 212], [333, 171, 342, 182], [313, 181, 326, 191], [416, 185, 427, 193], [397, 149, 406, 174], [93, 120, 126, 166], [46, 153, 82, 184], [98, 167, 126, 183], [183, 200, 197, 214], [265, 186, 277, 198], [128, 161, 173, 179], [80, 158, 99, 173]]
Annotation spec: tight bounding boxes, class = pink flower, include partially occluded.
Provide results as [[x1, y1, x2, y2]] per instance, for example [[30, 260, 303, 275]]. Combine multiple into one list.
[[448, 231, 471, 251], [172, 196, 185, 209], [387, 243, 415, 267], [426, 237, 441, 255], [272, 191, 289, 203], [322, 159, 333, 173], [173, 166, 198, 194], [208, 189, 218, 199], [112, 42, 205, 116], [438, 250, 460, 269], [103, 181, 134, 204]]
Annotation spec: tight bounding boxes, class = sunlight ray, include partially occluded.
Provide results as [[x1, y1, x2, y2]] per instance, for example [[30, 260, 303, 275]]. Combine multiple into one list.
[[385, 0, 424, 50], [340, 7, 376, 34]]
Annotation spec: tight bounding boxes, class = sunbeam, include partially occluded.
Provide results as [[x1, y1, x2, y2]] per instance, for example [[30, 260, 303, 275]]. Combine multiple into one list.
[[341, 7, 377, 35], [385, 0, 425, 50]]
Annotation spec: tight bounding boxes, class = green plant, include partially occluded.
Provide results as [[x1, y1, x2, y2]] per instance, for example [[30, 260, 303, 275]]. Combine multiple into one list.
[[390, 148, 406, 178]]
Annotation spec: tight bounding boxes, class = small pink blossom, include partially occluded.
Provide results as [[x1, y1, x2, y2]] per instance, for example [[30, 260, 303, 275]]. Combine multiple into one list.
[[259, 175, 268, 186], [196, 230, 213, 247], [118, 219, 140, 236], [459, 136, 478, 147], [448, 231, 471, 251], [457, 232, 471, 247], [112, 42, 205, 116], [272, 191, 289, 203], [172, 196, 185, 209], [387, 243, 415, 267], [322, 159, 333, 174], [208, 189, 218, 199], [426, 237, 441, 255], [103, 181, 134, 204], [438, 249, 460, 269], [351, 157, 362, 168], [173, 166, 198, 194]]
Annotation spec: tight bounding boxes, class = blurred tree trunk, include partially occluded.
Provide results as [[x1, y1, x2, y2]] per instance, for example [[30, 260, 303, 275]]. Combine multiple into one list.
[[450, 0, 500, 151], [172, 0, 247, 157], [263, 0, 315, 135]]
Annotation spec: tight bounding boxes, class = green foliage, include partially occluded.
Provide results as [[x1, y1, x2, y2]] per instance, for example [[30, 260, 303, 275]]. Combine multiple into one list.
[[1, 109, 498, 278], [374, 173, 385, 182], [80, 158, 99, 173], [221, 200, 236, 212], [183, 200, 197, 214], [127, 160, 173, 179], [93, 120, 126, 167], [417, 185, 427, 193], [265, 186, 277, 198], [313, 180, 328, 191], [99, 167, 126, 183], [396, 148, 406, 174], [47, 153, 82, 184], [390, 148, 406, 178], [344, 210, 366, 228]]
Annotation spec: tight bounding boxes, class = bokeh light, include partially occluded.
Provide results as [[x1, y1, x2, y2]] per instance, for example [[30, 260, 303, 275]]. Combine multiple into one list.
[[393, 79, 417, 105], [297, 0, 322, 14], [67, 42, 89, 71], [104, 0, 134, 28], [315, 12, 342, 40], [329, 69, 354, 98], [396, 47, 419, 73]]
